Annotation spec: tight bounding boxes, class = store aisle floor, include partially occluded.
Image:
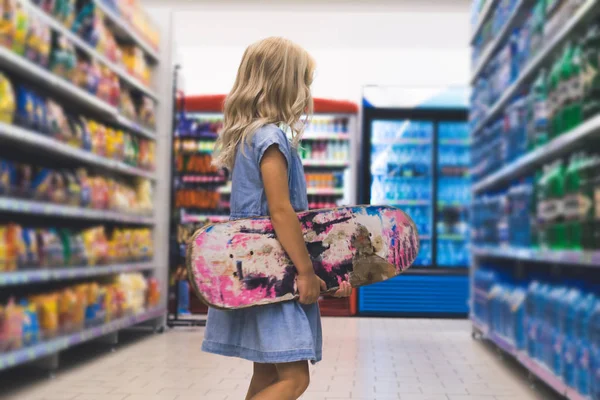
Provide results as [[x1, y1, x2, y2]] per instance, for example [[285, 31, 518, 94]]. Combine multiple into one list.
[[1, 318, 559, 400]]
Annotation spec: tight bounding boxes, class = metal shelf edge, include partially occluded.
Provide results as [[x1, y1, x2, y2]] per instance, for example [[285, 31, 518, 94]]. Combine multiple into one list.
[[0, 122, 156, 180], [0, 263, 155, 287], [0, 306, 165, 371], [0, 197, 155, 225], [473, 114, 600, 193], [471, 0, 599, 136]]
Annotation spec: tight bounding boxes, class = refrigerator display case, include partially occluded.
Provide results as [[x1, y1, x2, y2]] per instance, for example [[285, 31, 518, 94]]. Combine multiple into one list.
[[358, 85, 471, 316]]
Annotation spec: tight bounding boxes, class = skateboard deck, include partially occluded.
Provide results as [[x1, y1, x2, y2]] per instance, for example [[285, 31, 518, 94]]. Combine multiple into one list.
[[187, 205, 419, 310]]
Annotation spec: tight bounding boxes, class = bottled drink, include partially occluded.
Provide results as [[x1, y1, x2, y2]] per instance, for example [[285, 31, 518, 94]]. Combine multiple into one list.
[[580, 154, 600, 250], [582, 18, 600, 120], [529, 69, 549, 149], [548, 57, 562, 138]]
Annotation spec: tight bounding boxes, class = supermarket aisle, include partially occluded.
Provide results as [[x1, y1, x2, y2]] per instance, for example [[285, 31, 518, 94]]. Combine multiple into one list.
[[1, 318, 558, 400]]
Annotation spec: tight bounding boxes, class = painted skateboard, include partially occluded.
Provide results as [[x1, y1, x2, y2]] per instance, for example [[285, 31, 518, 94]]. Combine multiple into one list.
[[187, 205, 419, 310]]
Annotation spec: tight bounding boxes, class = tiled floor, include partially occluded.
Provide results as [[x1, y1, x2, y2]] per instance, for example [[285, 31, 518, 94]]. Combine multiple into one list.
[[1, 318, 560, 400]]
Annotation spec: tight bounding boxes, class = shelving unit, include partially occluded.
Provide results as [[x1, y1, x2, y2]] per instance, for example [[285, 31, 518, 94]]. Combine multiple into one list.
[[469, 1, 600, 399], [0, 0, 171, 373]]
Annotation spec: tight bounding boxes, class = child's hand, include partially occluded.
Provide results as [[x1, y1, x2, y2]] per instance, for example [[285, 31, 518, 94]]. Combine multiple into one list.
[[297, 272, 326, 304], [333, 281, 352, 298]]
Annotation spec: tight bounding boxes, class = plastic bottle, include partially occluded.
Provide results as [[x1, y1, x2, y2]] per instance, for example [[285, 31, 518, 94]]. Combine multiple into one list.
[[570, 42, 584, 131], [529, 69, 549, 149], [562, 288, 582, 384], [582, 18, 600, 120], [574, 293, 596, 395], [563, 153, 583, 250], [580, 154, 600, 250], [548, 57, 562, 138]]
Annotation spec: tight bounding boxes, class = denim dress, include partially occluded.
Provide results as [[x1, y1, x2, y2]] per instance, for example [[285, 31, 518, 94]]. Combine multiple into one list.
[[201, 124, 323, 364]]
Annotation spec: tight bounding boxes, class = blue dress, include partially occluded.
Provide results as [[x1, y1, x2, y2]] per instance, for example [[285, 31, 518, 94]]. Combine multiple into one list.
[[201, 124, 323, 364]]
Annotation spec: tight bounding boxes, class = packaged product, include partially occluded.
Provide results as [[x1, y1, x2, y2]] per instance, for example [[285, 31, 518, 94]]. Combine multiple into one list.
[[25, 14, 43, 64], [57, 287, 77, 333], [135, 179, 153, 212], [68, 115, 91, 150], [8, 223, 24, 271], [81, 226, 108, 265], [50, 33, 76, 80], [0, 225, 8, 272], [20, 227, 39, 268], [47, 100, 72, 142], [15, 85, 36, 128], [12, 1, 28, 56], [30, 294, 58, 338], [0, 298, 24, 351], [39, 229, 65, 267], [0, 0, 17, 49], [74, 168, 90, 207], [63, 170, 81, 206], [53, 0, 75, 28], [20, 300, 40, 346], [14, 163, 32, 197], [30, 167, 53, 201], [0, 72, 15, 124], [139, 96, 155, 128], [147, 277, 160, 307], [119, 88, 136, 120], [0, 159, 14, 195]]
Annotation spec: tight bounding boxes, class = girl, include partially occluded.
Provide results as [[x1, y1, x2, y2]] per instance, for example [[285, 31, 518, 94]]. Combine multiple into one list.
[[202, 37, 352, 400]]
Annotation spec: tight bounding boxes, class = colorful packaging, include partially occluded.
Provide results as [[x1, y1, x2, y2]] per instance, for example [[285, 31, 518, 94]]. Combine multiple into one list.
[[0, 298, 24, 351], [12, 1, 28, 56], [0, 0, 17, 49], [0, 72, 15, 124]]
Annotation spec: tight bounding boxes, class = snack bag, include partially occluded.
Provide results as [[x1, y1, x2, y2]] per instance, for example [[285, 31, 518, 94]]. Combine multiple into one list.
[[50, 33, 76, 79], [38, 22, 51, 67], [15, 85, 35, 128], [31, 294, 58, 339], [76, 168, 91, 207], [0, 298, 23, 351], [58, 288, 77, 333], [30, 168, 53, 201], [0, 72, 15, 124], [0, 226, 7, 272], [63, 170, 81, 206], [20, 300, 40, 346], [12, 1, 28, 56], [53, 0, 75, 28], [147, 278, 160, 307], [139, 96, 155, 128], [0, 0, 17, 49], [7, 223, 24, 271], [21, 227, 39, 268]]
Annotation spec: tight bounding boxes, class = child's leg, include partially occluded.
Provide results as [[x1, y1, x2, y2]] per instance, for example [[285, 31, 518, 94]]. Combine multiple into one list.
[[246, 363, 278, 400], [250, 361, 310, 400]]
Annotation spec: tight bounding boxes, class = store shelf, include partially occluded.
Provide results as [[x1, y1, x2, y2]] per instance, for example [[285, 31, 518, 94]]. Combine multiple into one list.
[[372, 138, 431, 146], [307, 188, 344, 196], [0, 122, 156, 180], [0, 262, 154, 287], [440, 138, 471, 146], [302, 159, 349, 168], [471, 0, 597, 137], [470, 0, 529, 83], [472, 246, 600, 267], [384, 199, 430, 206], [472, 318, 590, 400], [0, 48, 156, 140], [0, 197, 155, 225], [0, 306, 165, 372], [473, 114, 600, 193], [470, 0, 498, 44], [180, 175, 227, 184], [439, 234, 467, 241], [25, 2, 158, 101], [95, 0, 160, 62], [180, 212, 228, 224], [303, 133, 350, 141]]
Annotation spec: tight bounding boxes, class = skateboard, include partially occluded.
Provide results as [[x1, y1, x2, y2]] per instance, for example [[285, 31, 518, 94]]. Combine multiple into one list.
[[186, 205, 419, 310]]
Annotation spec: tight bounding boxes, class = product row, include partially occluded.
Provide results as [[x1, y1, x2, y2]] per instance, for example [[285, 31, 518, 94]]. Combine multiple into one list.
[[471, 0, 520, 66], [1, 0, 155, 86], [307, 196, 339, 210], [0, 225, 153, 271], [175, 154, 219, 175], [371, 120, 433, 142], [471, 0, 584, 129], [298, 140, 349, 162], [473, 269, 600, 399], [176, 116, 222, 138], [174, 189, 220, 210], [472, 17, 600, 181], [472, 151, 600, 251], [371, 177, 431, 202], [174, 138, 215, 154], [100, 0, 160, 50], [0, 3, 156, 127], [305, 117, 349, 135], [0, 273, 161, 352], [306, 172, 344, 190], [0, 160, 153, 213], [0, 74, 155, 169]]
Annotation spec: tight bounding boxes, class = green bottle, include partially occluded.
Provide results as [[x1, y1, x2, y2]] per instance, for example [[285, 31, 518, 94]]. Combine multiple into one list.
[[582, 18, 600, 120], [580, 154, 600, 250], [548, 57, 562, 139], [558, 44, 574, 136], [563, 153, 582, 249], [570, 42, 584, 131], [536, 164, 550, 249], [548, 160, 566, 250], [530, 69, 549, 148]]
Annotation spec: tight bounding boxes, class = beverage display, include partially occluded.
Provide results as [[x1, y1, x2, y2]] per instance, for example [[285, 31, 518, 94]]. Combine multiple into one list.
[[304, 117, 349, 136], [370, 120, 433, 267], [473, 269, 599, 398], [437, 122, 471, 267], [298, 140, 350, 162]]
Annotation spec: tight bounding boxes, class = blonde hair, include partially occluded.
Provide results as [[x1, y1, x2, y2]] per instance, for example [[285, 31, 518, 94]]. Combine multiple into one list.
[[213, 37, 316, 170]]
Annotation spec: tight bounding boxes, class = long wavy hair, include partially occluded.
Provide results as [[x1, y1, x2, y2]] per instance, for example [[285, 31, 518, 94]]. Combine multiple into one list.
[[213, 37, 316, 171]]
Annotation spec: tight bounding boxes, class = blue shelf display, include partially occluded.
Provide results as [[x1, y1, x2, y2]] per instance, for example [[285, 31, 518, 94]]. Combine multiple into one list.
[[437, 122, 471, 267], [370, 120, 433, 267]]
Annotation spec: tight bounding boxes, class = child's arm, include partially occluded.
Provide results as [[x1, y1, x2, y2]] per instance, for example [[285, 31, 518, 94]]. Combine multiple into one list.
[[260, 145, 326, 304]]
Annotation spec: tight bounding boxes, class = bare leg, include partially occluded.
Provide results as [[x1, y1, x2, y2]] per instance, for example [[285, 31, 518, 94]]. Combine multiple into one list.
[[250, 361, 310, 400], [245, 363, 278, 400]]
